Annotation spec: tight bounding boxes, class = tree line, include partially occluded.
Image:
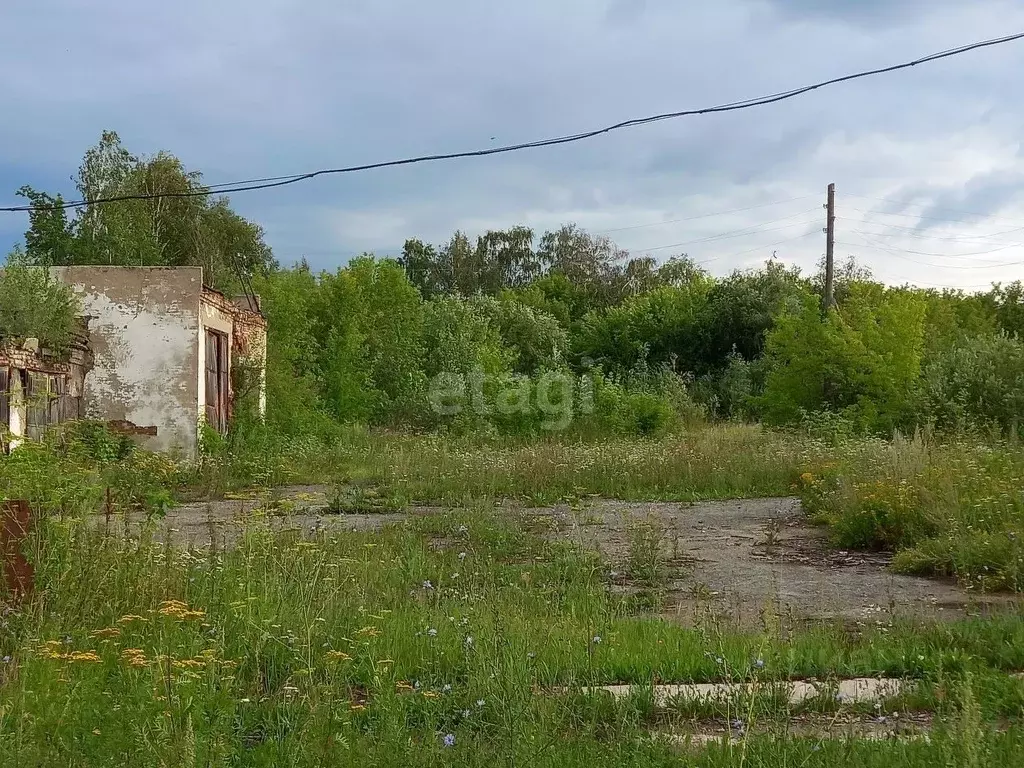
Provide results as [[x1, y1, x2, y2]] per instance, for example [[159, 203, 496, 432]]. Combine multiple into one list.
[[10, 132, 1024, 440]]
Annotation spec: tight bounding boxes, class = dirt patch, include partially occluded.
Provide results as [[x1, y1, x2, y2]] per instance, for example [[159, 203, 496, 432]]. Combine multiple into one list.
[[524, 498, 1020, 626], [585, 677, 912, 707], [656, 710, 938, 747], [123, 485, 420, 547], [124, 492, 1018, 625]]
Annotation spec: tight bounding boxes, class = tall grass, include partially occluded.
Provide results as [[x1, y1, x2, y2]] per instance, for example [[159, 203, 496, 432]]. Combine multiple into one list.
[[8, 421, 1024, 592], [800, 432, 1024, 591], [2, 509, 1024, 765], [190, 423, 821, 505]]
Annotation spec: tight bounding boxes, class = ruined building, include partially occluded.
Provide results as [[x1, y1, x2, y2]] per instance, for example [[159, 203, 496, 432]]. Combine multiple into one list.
[[1, 267, 266, 457], [0, 319, 93, 452]]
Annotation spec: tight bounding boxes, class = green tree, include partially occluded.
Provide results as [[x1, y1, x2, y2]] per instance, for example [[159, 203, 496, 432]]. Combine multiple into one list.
[[537, 224, 628, 307], [15, 187, 77, 266], [988, 281, 1024, 339], [251, 266, 326, 435], [422, 297, 512, 378], [758, 283, 927, 432], [918, 333, 1024, 437], [16, 131, 275, 292], [0, 260, 81, 352], [575, 280, 712, 375], [471, 296, 568, 374], [505, 272, 591, 329], [312, 258, 426, 423], [813, 254, 873, 306], [696, 261, 806, 373], [399, 239, 444, 298], [920, 289, 998, 364]]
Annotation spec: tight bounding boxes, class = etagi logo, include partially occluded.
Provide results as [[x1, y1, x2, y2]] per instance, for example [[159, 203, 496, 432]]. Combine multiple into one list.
[[426, 368, 594, 431]]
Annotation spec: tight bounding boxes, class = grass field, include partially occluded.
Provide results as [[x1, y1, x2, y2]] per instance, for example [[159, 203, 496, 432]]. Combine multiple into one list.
[[3, 509, 1024, 766], [3, 424, 1024, 765], [189, 424, 1024, 590]]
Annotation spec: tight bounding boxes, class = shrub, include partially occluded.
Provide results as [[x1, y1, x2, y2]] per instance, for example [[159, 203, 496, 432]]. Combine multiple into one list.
[[0, 421, 177, 517], [759, 284, 926, 433], [916, 333, 1024, 438], [0, 262, 81, 352], [471, 296, 568, 374], [581, 374, 678, 437]]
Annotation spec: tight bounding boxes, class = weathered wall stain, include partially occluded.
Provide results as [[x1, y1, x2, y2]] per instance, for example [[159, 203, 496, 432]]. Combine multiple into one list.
[[53, 267, 203, 456]]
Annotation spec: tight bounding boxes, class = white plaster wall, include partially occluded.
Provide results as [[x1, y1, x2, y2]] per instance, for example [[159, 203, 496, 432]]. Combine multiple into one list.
[[52, 267, 203, 457], [7, 373, 25, 450]]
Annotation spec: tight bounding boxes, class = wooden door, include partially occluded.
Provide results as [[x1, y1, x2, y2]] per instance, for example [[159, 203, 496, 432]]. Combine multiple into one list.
[[0, 367, 9, 432], [204, 330, 229, 433]]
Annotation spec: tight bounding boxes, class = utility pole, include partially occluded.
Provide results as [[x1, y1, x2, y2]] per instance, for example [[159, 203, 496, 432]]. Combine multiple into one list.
[[823, 183, 836, 313]]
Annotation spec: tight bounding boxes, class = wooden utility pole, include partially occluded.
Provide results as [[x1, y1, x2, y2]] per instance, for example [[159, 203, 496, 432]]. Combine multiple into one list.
[[823, 183, 836, 313]]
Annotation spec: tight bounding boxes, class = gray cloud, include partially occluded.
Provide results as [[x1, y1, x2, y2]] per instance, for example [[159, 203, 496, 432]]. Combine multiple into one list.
[[605, 0, 649, 25], [2, 0, 1024, 289], [756, 0, 965, 25]]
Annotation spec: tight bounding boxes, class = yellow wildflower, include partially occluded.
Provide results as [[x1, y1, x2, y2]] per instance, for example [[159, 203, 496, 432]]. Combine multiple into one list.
[[324, 651, 353, 662], [355, 626, 380, 638], [36, 642, 101, 663], [117, 614, 148, 624], [171, 658, 206, 669], [121, 649, 149, 668], [156, 600, 206, 621], [799, 472, 815, 486], [90, 628, 122, 640]]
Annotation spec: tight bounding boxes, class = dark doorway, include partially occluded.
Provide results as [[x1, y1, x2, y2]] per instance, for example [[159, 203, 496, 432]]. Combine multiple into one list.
[[204, 330, 229, 433]]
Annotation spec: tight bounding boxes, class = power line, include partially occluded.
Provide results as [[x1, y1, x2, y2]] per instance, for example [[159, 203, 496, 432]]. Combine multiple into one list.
[[849, 230, 1024, 260], [4, 31, 1024, 213], [594, 194, 818, 234], [840, 252, 1002, 289], [844, 192, 1024, 224], [846, 204, 1024, 229], [846, 232, 1024, 269], [272, 204, 820, 258], [839, 216, 1024, 243], [632, 211, 820, 253], [692, 230, 820, 266]]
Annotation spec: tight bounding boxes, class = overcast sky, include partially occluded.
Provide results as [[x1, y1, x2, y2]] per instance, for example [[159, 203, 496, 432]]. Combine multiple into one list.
[[2, 0, 1024, 290]]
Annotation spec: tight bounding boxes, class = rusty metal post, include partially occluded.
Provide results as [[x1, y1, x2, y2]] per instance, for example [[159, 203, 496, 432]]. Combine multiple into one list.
[[1, 499, 35, 600], [105, 486, 113, 534]]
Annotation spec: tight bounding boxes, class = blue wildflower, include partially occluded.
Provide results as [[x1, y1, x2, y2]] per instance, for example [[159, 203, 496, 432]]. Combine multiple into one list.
[[442, 733, 456, 748]]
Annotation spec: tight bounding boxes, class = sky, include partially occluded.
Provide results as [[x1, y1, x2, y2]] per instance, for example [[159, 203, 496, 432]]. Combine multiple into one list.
[[2, 0, 1024, 290]]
